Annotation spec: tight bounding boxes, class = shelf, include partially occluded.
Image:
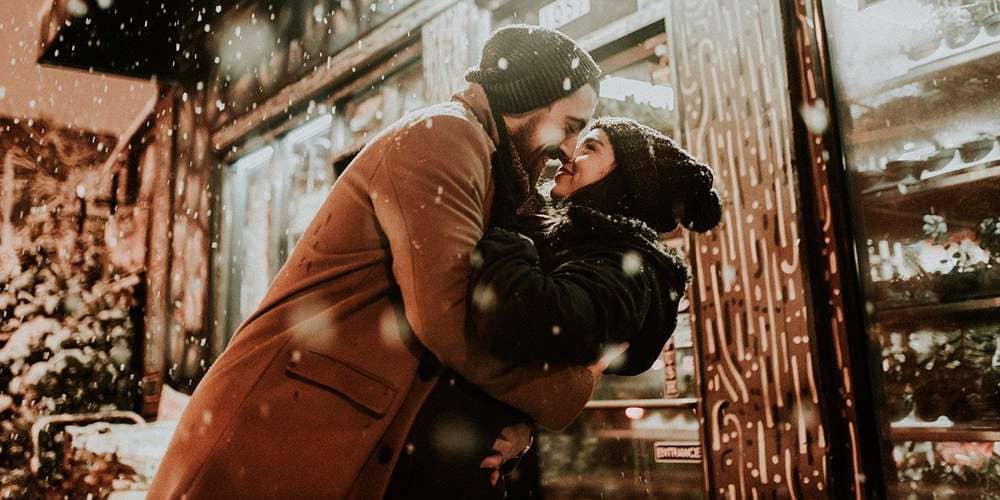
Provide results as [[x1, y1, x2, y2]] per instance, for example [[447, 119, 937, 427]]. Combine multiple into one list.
[[890, 425, 1000, 443], [854, 35, 1000, 101], [874, 295, 1000, 325], [858, 159, 1000, 236], [584, 398, 699, 410], [862, 159, 1000, 207]]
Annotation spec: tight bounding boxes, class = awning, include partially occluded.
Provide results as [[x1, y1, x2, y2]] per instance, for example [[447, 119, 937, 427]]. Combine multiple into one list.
[[37, 0, 242, 82]]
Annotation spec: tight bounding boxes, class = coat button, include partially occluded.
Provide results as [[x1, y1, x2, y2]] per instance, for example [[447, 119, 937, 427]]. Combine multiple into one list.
[[377, 444, 393, 464]]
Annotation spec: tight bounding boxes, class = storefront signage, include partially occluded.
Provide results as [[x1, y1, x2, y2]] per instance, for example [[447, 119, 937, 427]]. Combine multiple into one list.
[[538, 0, 591, 30], [653, 441, 703, 463]]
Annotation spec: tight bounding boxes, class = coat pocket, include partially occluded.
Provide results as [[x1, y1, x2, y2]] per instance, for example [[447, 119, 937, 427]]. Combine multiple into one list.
[[285, 350, 398, 417]]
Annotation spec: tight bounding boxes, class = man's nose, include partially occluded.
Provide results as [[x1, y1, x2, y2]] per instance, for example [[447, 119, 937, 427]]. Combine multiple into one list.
[[557, 138, 576, 163]]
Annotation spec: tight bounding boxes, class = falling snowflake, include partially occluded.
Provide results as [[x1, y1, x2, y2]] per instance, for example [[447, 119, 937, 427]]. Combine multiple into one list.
[[621, 251, 643, 276], [472, 283, 496, 311], [799, 99, 829, 135]]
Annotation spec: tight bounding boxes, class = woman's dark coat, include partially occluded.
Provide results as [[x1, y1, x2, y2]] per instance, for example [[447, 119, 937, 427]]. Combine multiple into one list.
[[471, 203, 690, 376]]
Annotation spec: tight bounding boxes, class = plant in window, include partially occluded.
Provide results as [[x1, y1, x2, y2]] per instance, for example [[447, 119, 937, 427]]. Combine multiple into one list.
[[979, 217, 1000, 259], [880, 331, 916, 422], [912, 329, 964, 422], [917, 213, 994, 301]]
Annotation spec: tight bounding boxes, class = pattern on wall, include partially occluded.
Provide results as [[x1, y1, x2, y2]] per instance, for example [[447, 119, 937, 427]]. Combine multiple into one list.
[[781, 0, 871, 497], [667, 1, 829, 497]]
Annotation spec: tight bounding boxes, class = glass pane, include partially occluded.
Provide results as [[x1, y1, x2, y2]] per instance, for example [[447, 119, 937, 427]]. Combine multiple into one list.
[[345, 61, 427, 146], [821, 0, 1000, 494], [879, 319, 1000, 426], [281, 115, 337, 255], [539, 408, 704, 499], [892, 441, 1000, 498], [595, 48, 675, 133]]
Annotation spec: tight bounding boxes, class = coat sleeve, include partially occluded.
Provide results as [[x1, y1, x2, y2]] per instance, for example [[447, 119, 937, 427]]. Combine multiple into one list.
[[470, 227, 652, 366], [369, 113, 595, 430]]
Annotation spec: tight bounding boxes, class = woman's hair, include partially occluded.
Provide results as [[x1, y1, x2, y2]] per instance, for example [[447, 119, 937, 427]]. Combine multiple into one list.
[[569, 117, 722, 234]]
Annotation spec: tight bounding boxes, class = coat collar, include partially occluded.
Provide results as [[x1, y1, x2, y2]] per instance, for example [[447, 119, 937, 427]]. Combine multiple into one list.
[[452, 84, 500, 147]]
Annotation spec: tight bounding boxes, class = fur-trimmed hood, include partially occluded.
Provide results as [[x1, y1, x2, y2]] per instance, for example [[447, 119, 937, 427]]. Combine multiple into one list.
[[533, 203, 690, 291]]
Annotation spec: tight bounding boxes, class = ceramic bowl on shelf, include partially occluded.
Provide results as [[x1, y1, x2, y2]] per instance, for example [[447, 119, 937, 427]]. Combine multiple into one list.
[[883, 159, 924, 183], [905, 33, 943, 61], [985, 12, 1000, 37], [933, 269, 982, 302], [919, 148, 959, 176], [944, 23, 981, 50], [959, 136, 996, 163], [977, 264, 1000, 294]]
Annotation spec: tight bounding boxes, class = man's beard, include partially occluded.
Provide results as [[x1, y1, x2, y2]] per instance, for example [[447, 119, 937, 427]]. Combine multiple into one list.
[[507, 116, 547, 186]]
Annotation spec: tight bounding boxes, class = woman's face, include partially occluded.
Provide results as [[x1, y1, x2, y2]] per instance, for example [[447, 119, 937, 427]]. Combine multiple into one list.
[[551, 128, 616, 199]]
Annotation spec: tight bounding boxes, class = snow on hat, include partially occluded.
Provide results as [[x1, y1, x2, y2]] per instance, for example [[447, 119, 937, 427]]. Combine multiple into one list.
[[465, 24, 601, 113], [586, 117, 722, 233]]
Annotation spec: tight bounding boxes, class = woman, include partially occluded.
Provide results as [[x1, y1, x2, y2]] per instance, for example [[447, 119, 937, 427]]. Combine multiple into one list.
[[384, 117, 722, 498]]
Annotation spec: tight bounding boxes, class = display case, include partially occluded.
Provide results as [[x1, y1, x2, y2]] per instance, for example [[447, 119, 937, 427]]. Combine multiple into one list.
[[821, 0, 1000, 495], [539, 407, 702, 499]]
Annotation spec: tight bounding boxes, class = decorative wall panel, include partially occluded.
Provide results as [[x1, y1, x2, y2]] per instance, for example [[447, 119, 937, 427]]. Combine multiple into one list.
[[778, 0, 881, 497], [667, 1, 830, 497]]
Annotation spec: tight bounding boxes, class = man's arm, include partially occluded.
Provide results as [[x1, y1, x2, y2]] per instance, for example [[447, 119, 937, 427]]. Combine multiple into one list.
[[369, 112, 594, 429]]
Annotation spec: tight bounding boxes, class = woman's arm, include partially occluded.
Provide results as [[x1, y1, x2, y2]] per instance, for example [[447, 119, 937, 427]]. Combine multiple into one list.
[[470, 227, 654, 366]]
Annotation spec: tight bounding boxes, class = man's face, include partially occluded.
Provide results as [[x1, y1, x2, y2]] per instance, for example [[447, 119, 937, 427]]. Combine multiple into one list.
[[506, 84, 599, 183]]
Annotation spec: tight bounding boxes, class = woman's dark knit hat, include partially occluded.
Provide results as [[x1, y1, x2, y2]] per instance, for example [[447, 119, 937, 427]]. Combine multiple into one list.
[[465, 24, 601, 113], [574, 117, 722, 233]]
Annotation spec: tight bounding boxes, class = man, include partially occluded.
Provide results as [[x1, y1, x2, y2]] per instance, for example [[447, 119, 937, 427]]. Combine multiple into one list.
[[149, 24, 602, 498]]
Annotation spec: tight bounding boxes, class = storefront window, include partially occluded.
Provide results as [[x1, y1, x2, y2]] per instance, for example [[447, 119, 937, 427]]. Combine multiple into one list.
[[821, 0, 1000, 495], [215, 60, 426, 342], [539, 408, 703, 499]]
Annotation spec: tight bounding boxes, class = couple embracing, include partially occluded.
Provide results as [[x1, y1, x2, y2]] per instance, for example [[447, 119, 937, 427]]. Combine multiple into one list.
[[150, 24, 721, 499]]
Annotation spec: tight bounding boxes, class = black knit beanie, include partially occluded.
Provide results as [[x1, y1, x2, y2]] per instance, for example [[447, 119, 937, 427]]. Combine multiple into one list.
[[571, 117, 722, 233], [466, 24, 601, 113]]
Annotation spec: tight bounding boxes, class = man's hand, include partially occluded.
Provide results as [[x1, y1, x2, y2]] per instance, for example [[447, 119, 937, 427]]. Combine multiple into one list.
[[478, 423, 533, 486], [476, 344, 629, 486]]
